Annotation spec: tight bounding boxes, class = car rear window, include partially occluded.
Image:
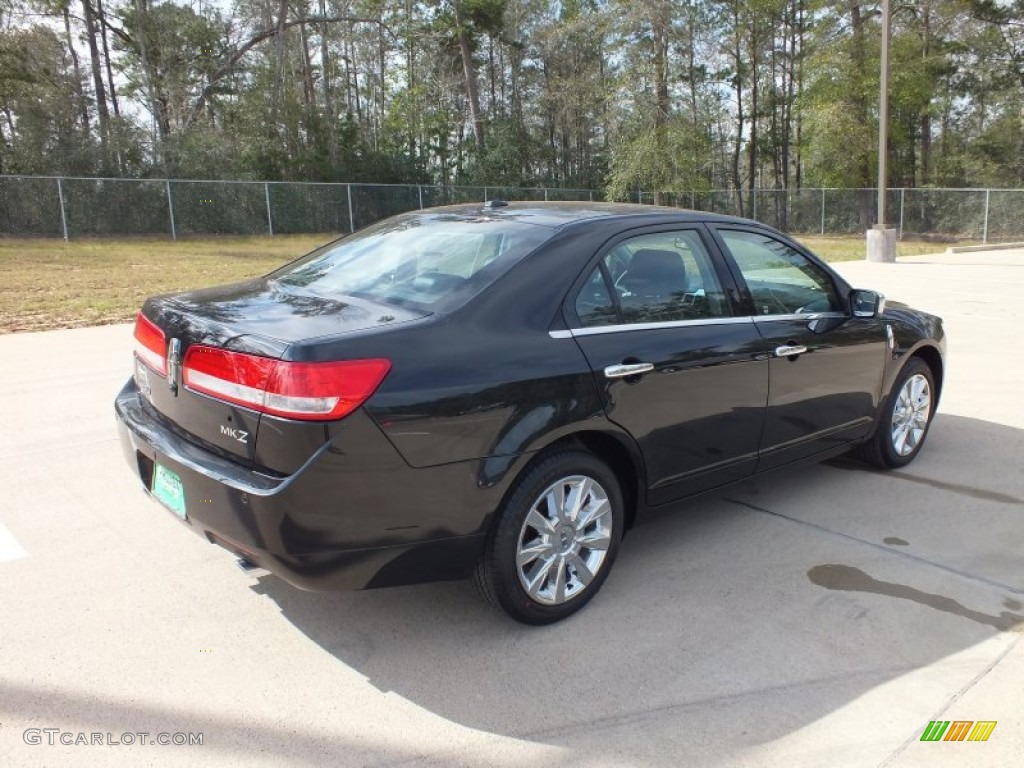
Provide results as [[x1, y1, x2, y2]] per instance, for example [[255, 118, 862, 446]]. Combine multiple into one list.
[[270, 213, 554, 311]]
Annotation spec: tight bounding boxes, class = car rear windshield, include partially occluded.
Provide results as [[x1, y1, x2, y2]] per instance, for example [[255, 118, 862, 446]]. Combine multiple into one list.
[[270, 213, 554, 311]]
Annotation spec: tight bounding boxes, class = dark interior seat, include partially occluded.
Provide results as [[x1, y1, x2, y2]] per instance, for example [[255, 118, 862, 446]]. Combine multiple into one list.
[[621, 249, 687, 298]]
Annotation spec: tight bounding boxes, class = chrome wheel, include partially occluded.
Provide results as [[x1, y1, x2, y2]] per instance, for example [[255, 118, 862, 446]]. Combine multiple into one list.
[[890, 373, 931, 456], [516, 475, 613, 606]]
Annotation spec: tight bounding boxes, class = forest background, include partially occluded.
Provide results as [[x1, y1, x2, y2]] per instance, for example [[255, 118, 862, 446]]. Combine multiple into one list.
[[2, 0, 1023, 216]]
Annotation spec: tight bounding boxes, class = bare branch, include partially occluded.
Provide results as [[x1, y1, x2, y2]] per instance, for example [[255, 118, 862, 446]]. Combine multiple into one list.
[[184, 16, 389, 129]]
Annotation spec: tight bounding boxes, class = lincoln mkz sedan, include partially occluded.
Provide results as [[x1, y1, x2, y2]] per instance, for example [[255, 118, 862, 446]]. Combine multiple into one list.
[[115, 202, 945, 624]]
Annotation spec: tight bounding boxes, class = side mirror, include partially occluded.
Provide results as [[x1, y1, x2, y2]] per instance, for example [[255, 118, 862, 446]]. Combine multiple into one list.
[[851, 289, 886, 318]]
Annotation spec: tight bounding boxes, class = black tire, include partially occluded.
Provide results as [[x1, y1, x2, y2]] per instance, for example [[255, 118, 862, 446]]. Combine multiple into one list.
[[855, 357, 936, 469], [474, 449, 624, 625]]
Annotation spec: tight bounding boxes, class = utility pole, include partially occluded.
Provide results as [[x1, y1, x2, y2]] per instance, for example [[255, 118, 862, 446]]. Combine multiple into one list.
[[867, 0, 896, 262], [877, 0, 890, 229]]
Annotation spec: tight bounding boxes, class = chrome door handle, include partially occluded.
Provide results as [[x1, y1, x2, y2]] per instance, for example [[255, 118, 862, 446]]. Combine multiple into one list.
[[604, 362, 654, 379], [775, 344, 808, 358]]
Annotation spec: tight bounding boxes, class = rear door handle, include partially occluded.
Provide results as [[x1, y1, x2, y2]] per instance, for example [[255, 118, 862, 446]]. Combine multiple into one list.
[[775, 344, 808, 358], [604, 362, 654, 379]]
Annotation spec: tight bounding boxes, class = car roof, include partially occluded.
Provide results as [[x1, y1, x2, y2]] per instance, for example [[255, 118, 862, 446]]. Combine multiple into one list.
[[416, 201, 757, 229]]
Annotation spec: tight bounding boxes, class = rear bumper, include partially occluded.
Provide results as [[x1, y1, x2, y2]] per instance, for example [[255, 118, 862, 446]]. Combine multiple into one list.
[[114, 380, 487, 590]]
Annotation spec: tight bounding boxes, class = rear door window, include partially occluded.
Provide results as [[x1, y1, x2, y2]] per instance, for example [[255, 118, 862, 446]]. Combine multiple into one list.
[[573, 229, 729, 327], [575, 266, 619, 328]]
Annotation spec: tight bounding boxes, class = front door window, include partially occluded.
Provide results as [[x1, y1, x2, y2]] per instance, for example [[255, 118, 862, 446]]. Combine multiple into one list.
[[717, 230, 841, 316]]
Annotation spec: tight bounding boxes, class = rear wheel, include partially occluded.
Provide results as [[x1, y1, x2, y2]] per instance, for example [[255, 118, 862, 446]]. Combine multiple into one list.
[[856, 357, 935, 468], [474, 450, 624, 625]]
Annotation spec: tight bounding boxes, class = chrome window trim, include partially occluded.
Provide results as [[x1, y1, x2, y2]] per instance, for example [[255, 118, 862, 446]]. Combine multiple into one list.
[[549, 312, 857, 339], [752, 312, 847, 323], [549, 316, 755, 339]]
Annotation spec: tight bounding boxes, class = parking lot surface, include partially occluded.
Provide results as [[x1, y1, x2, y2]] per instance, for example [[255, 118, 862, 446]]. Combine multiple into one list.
[[1, 248, 1021, 767]]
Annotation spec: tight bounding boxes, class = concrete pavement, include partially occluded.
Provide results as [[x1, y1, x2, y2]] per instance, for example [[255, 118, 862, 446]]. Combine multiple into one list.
[[0, 249, 1021, 767]]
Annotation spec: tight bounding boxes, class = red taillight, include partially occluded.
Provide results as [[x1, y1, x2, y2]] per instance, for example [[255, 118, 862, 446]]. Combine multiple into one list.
[[182, 346, 391, 422], [134, 312, 167, 375]]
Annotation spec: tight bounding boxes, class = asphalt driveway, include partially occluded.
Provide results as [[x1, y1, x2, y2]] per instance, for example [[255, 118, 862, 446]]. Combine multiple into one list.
[[0, 248, 1021, 767]]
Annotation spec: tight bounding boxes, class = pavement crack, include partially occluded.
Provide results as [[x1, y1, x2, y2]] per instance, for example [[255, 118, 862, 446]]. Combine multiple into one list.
[[511, 666, 915, 744], [723, 497, 1024, 596], [827, 460, 1024, 505], [877, 634, 1022, 767]]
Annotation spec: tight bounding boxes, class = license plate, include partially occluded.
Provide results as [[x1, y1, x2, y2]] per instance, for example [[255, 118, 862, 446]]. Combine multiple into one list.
[[152, 463, 187, 520]]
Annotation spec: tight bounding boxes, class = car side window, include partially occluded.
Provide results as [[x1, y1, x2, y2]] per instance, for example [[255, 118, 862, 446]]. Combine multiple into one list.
[[575, 230, 727, 327], [718, 230, 842, 316], [575, 266, 618, 327]]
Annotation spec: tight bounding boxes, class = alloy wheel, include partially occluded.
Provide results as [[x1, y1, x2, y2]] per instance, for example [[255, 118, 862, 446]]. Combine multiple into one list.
[[890, 373, 932, 456], [515, 475, 613, 605]]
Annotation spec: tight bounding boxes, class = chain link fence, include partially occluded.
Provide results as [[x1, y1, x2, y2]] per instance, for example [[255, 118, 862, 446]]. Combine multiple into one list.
[[2, 175, 1023, 243]]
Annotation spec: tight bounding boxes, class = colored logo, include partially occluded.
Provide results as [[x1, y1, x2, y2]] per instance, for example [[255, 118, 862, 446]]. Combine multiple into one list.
[[920, 720, 997, 742]]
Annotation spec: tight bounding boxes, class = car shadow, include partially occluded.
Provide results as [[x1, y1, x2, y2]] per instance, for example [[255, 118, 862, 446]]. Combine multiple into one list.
[[250, 412, 1023, 760]]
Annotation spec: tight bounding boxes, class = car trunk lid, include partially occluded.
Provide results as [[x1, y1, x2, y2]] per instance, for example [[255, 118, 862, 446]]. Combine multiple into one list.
[[133, 278, 422, 471]]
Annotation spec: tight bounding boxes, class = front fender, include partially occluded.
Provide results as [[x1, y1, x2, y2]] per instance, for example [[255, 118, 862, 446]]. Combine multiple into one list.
[[880, 305, 946, 408]]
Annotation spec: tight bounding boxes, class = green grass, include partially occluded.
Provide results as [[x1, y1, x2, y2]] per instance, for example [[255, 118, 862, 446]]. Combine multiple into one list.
[[0, 234, 334, 333], [0, 232, 955, 333], [794, 235, 954, 262]]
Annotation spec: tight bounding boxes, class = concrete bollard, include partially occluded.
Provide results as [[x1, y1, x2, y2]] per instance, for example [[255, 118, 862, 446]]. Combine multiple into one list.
[[866, 226, 897, 262]]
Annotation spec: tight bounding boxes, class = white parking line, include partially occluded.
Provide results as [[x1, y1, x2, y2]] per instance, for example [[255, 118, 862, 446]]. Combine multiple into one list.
[[0, 520, 28, 562]]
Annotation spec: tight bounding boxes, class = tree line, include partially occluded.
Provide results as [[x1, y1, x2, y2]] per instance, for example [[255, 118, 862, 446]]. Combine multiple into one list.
[[1, 1, 1022, 213]]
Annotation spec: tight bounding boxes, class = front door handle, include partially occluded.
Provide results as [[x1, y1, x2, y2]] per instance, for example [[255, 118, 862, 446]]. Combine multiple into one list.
[[775, 344, 808, 358], [604, 362, 655, 379]]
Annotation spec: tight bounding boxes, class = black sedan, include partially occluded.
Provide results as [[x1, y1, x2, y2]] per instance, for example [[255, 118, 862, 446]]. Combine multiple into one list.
[[115, 202, 945, 624]]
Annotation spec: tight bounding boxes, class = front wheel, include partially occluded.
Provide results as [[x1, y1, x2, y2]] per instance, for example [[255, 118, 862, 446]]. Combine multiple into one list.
[[856, 357, 936, 468], [474, 450, 624, 625]]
